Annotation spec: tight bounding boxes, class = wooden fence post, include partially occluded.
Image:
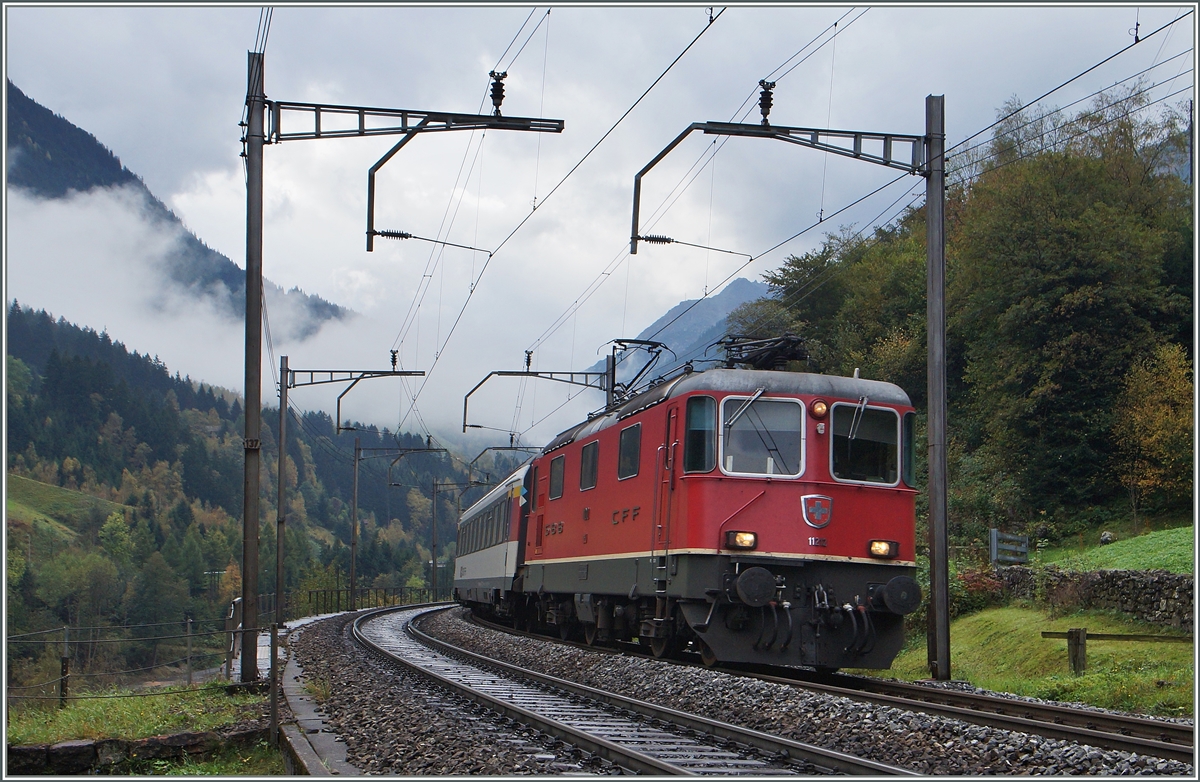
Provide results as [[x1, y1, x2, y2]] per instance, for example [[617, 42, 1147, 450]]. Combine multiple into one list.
[[59, 626, 69, 709], [1067, 627, 1087, 674], [186, 618, 193, 686]]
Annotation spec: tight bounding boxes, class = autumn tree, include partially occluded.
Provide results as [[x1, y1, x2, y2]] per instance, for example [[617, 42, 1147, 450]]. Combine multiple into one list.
[[1113, 342, 1194, 525]]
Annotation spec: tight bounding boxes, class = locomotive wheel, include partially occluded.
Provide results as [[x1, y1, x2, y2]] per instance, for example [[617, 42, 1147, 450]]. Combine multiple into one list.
[[650, 635, 676, 659], [559, 620, 573, 641], [698, 640, 718, 667], [583, 623, 598, 645]]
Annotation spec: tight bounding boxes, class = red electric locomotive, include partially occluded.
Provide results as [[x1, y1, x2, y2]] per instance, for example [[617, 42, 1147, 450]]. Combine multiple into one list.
[[455, 353, 921, 671]]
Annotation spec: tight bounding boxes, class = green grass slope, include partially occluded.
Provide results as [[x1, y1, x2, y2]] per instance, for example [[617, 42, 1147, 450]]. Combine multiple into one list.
[[7, 474, 131, 525], [6, 474, 132, 559], [882, 606, 1193, 716], [1043, 525, 1195, 574]]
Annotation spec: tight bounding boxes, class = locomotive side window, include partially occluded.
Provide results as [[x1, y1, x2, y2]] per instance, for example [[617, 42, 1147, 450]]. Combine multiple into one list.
[[617, 423, 641, 480], [549, 455, 565, 500], [720, 397, 803, 477], [831, 404, 900, 484], [684, 396, 716, 473], [902, 412, 916, 487], [579, 441, 599, 490]]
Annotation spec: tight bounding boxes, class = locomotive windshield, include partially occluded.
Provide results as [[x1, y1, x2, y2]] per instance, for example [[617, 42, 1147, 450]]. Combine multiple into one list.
[[831, 404, 899, 484], [720, 397, 803, 477]]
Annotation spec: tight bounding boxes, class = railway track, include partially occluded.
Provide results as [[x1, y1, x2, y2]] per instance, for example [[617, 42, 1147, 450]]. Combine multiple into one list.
[[739, 665, 1195, 764], [352, 604, 916, 775], [466, 610, 1195, 765]]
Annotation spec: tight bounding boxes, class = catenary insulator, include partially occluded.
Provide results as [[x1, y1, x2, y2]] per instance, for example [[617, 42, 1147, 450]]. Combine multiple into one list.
[[640, 234, 674, 244], [377, 229, 413, 240], [758, 80, 776, 126], [489, 70, 507, 116]]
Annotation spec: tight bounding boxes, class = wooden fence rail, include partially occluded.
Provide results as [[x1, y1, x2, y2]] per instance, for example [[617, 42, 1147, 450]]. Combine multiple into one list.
[[1041, 628, 1193, 674]]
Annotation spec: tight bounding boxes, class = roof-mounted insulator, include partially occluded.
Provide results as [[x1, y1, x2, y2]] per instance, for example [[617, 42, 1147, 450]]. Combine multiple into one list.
[[489, 71, 507, 116], [758, 80, 776, 126], [639, 234, 674, 244], [375, 229, 413, 240]]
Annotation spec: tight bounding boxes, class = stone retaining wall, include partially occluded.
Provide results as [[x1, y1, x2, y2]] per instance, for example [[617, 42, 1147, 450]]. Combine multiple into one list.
[[6, 726, 265, 775], [997, 566, 1193, 633]]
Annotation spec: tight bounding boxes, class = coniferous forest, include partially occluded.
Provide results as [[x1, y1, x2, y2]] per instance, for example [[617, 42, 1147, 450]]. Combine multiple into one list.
[[6, 302, 513, 682]]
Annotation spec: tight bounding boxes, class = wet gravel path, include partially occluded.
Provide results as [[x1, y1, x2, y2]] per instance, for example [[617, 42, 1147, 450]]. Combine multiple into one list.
[[419, 607, 1193, 776]]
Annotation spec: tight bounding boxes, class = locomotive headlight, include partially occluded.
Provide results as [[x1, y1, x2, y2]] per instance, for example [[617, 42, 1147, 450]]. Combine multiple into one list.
[[726, 531, 758, 550], [811, 400, 829, 418], [869, 539, 899, 559]]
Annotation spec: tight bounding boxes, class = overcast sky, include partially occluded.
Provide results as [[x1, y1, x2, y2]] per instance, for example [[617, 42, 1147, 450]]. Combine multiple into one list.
[[4, 3, 1194, 451]]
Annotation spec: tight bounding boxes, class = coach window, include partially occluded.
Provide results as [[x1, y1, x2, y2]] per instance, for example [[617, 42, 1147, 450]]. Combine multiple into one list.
[[579, 441, 599, 490], [720, 397, 803, 477], [831, 403, 900, 484], [684, 396, 716, 472], [549, 455, 565, 499], [617, 423, 641, 480]]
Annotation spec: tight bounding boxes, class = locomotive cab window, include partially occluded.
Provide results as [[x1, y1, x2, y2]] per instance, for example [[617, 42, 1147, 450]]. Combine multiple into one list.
[[684, 396, 716, 473], [720, 396, 803, 477], [617, 423, 641, 480], [831, 403, 900, 484], [579, 441, 599, 490], [549, 455, 565, 500]]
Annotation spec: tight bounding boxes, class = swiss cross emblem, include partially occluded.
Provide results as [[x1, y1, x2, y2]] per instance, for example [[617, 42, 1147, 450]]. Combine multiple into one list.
[[802, 495, 833, 528]]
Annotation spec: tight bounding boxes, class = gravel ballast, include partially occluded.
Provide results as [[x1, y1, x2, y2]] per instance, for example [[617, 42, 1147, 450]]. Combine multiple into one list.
[[418, 607, 1194, 776], [287, 611, 619, 775]]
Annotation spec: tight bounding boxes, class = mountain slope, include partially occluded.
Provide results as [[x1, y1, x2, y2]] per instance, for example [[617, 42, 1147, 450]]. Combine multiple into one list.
[[589, 277, 770, 380], [6, 80, 348, 340]]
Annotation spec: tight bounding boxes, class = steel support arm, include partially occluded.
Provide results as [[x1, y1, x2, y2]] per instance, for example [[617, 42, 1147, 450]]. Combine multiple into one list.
[[285, 369, 424, 435], [631, 120, 924, 254], [463, 370, 608, 432], [267, 100, 564, 251], [269, 101, 564, 142]]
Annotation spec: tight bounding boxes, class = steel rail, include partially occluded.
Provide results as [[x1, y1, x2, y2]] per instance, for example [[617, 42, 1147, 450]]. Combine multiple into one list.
[[352, 606, 699, 775], [828, 673, 1194, 748], [406, 608, 915, 775], [355, 605, 914, 775], [726, 667, 1195, 764], [467, 610, 1194, 764]]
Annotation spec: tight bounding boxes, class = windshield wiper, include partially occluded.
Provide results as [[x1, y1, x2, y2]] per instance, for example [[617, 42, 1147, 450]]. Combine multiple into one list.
[[848, 395, 869, 440], [725, 387, 766, 429]]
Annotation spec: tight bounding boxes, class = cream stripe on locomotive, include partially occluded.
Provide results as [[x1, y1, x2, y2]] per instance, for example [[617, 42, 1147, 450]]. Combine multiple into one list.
[[530, 549, 917, 567]]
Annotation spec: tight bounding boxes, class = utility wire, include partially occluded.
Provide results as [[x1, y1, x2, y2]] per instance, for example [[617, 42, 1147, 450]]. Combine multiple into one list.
[[387, 10, 555, 438], [396, 9, 726, 432], [500, 8, 552, 73], [625, 13, 1196, 362], [529, 8, 868, 356], [948, 9, 1193, 155], [955, 82, 1193, 187], [641, 172, 912, 346], [946, 49, 1192, 171], [740, 68, 1194, 341]]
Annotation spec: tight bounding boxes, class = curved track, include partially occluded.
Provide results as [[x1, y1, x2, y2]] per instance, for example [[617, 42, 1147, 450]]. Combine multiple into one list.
[[352, 604, 916, 776], [468, 610, 1194, 764]]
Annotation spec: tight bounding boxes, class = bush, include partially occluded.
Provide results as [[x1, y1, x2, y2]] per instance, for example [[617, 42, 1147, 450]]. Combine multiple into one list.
[[905, 560, 1008, 637]]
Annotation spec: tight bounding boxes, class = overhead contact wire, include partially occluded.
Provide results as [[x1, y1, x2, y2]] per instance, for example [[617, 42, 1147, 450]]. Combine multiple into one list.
[[396, 9, 727, 429]]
